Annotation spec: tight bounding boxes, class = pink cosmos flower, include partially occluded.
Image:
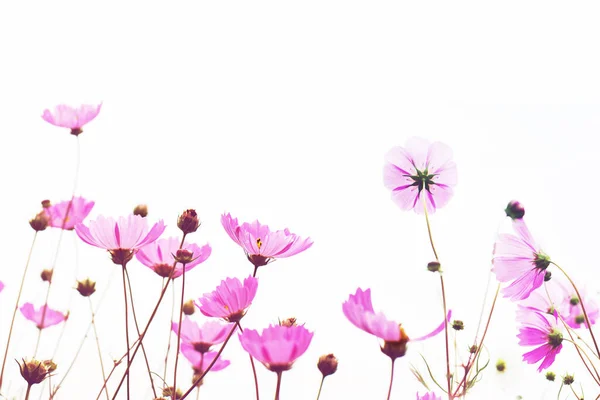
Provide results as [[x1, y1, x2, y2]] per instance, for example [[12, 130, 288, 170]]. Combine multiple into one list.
[[417, 392, 442, 400], [195, 276, 258, 323], [0, 281, 4, 293], [492, 219, 550, 301], [343, 288, 449, 359], [181, 349, 230, 374], [517, 307, 563, 372], [42, 103, 102, 135], [383, 137, 457, 214], [563, 286, 600, 329], [20, 303, 67, 329], [238, 324, 314, 372], [75, 214, 165, 265], [136, 237, 211, 278], [221, 213, 313, 268], [172, 318, 232, 353], [44, 197, 95, 230]]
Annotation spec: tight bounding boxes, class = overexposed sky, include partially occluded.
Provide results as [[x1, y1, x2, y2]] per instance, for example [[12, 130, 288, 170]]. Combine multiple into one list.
[[1, 2, 600, 399]]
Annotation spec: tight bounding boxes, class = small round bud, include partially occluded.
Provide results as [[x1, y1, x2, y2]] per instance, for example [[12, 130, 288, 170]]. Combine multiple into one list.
[[427, 261, 441, 272], [505, 200, 525, 220], [183, 300, 195, 316], [545, 371, 556, 381], [41, 269, 53, 283], [162, 386, 182, 399], [133, 204, 148, 217], [76, 278, 97, 297], [575, 315, 585, 325], [562, 374, 574, 385], [29, 212, 49, 232], [451, 320, 464, 331], [317, 354, 338, 377], [174, 249, 194, 264], [570, 296, 580, 306], [495, 359, 506, 372], [18, 358, 50, 385], [41, 200, 52, 208], [178, 209, 200, 235], [544, 271, 552, 282], [469, 345, 478, 354]]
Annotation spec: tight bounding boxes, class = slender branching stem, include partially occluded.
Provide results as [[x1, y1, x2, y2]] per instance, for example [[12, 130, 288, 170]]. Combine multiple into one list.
[[315, 377, 325, 400]]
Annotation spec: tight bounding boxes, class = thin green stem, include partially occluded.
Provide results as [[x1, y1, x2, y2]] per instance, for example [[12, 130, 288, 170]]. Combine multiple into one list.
[[386, 359, 395, 400], [274, 372, 282, 400], [315, 377, 325, 400]]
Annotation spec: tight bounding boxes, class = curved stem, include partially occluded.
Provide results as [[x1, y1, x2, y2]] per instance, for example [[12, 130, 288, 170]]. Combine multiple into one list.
[[121, 266, 131, 400], [386, 359, 395, 400], [0, 232, 38, 392], [315, 377, 325, 400], [173, 264, 188, 397], [274, 372, 282, 400], [237, 322, 260, 400]]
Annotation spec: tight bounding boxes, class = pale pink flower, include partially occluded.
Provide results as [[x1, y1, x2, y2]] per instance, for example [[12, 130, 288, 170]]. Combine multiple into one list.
[[221, 213, 313, 268], [42, 103, 102, 135], [517, 307, 563, 372], [0, 281, 4, 293], [383, 137, 457, 214], [181, 349, 230, 373], [172, 318, 232, 353], [343, 288, 449, 359], [238, 324, 314, 372], [75, 214, 165, 265], [20, 303, 66, 329], [44, 197, 95, 230], [417, 392, 442, 400], [492, 219, 550, 301], [195, 276, 258, 323], [136, 237, 211, 278]]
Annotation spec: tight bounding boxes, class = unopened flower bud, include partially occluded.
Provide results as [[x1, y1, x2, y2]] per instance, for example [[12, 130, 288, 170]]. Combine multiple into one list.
[[544, 271, 552, 282], [76, 278, 96, 297], [570, 296, 580, 306], [495, 359, 506, 372], [451, 320, 464, 331], [41, 200, 52, 208], [562, 374, 574, 385], [162, 386, 182, 399], [545, 371, 556, 381], [427, 261, 441, 272], [183, 300, 195, 315], [505, 200, 525, 220], [29, 212, 49, 232], [133, 204, 148, 217], [174, 249, 194, 264], [41, 269, 53, 283], [18, 359, 50, 385], [43, 360, 57, 373], [317, 354, 338, 377], [177, 209, 200, 234], [469, 345, 478, 354], [279, 317, 298, 327]]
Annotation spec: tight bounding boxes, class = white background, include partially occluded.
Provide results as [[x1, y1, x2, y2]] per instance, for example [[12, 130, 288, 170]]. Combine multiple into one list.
[[1, 1, 600, 399]]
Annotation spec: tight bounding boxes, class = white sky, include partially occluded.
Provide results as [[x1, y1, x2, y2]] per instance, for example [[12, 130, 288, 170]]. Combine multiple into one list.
[[1, 1, 600, 399]]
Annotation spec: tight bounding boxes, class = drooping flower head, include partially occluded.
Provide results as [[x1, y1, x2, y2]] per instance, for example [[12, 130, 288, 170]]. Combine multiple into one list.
[[20, 303, 67, 329], [75, 214, 165, 265], [517, 307, 563, 372], [44, 197, 95, 230], [492, 219, 550, 301], [136, 237, 211, 278], [221, 213, 313, 268], [195, 276, 258, 323], [238, 324, 314, 373], [42, 103, 102, 136], [343, 288, 449, 360], [383, 137, 457, 214], [172, 318, 232, 353]]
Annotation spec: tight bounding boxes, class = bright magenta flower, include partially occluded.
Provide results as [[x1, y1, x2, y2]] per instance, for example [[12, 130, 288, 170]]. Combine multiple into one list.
[[492, 219, 550, 301], [181, 349, 230, 373], [136, 237, 211, 278], [75, 214, 165, 265], [44, 197, 95, 230], [20, 303, 66, 329], [417, 392, 442, 400], [195, 276, 258, 323], [172, 318, 232, 353], [42, 103, 102, 135], [221, 213, 313, 268], [238, 324, 314, 372], [517, 307, 563, 372], [383, 137, 457, 214]]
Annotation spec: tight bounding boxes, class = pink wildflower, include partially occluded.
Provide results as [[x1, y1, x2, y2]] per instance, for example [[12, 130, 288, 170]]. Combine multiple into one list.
[[44, 197, 95, 230], [42, 103, 102, 135], [20, 303, 66, 329], [238, 324, 314, 372], [517, 307, 563, 372], [343, 288, 449, 359], [492, 219, 550, 301], [75, 214, 165, 265], [417, 392, 442, 400], [172, 318, 232, 353], [221, 213, 313, 268], [136, 237, 211, 278], [181, 349, 230, 374], [195, 276, 258, 323], [0, 280, 4, 293], [383, 137, 457, 214]]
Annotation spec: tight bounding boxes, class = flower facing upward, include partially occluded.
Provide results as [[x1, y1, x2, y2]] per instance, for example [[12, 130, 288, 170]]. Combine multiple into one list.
[[75, 214, 165, 265], [44, 197, 95, 230], [238, 324, 314, 373], [417, 392, 442, 400], [517, 307, 563, 372], [42, 103, 102, 135], [136, 237, 211, 278], [195, 276, 258, 323], [221, 213, 313, 268], [383, 137, 457, 214], [172, 318, 232, 353], [20, 303, 67, 329], [492, 219, 550, 301]]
